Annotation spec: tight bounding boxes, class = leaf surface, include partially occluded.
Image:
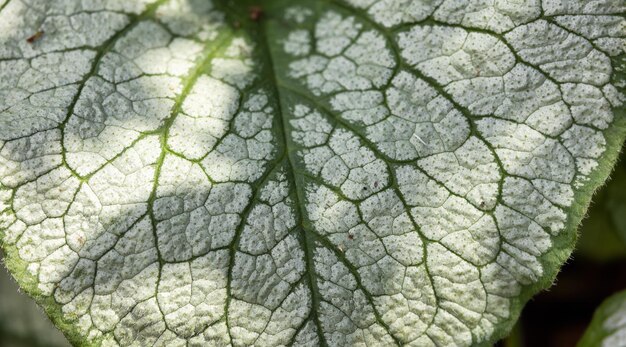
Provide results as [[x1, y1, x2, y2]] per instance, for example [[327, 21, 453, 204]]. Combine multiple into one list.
[[0, 0, 625, 346], [0, 253, 70, 347], [579, 289, 626, 347]]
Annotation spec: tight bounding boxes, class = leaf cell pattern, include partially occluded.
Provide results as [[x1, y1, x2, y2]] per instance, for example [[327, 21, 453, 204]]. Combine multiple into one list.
[[0, 0, 625, 346]]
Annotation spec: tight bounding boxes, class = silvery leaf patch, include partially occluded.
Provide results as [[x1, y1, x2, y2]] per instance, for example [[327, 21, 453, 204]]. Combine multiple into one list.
[[0, 0, 625, 346]]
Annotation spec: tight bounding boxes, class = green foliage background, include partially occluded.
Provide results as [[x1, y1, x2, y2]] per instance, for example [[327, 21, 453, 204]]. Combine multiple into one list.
[[578, 150, 626, 262]]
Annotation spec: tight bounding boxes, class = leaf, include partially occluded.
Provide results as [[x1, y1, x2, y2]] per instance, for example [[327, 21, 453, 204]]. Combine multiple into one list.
[[0, 252, 70, 347], [579, 289, 626, 347], [578, 149, 626, 261], [0, 0, 624, 346]]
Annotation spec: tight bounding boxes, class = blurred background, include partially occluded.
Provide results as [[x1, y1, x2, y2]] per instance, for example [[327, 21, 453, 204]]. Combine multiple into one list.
[[1, 147, 625, 347]]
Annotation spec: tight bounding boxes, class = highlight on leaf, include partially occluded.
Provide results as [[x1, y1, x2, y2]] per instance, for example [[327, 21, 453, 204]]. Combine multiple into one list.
[[0, 0, 625, 346]]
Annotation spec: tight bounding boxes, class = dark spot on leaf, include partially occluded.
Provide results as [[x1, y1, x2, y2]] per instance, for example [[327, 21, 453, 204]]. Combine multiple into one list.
[[26, 30, 44, 44]]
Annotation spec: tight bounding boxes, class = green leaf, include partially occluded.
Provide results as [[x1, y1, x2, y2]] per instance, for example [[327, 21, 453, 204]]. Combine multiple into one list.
[[579, 289, 626, 347], [0, 252, 70, 347], [0, 0, 625, 346], [578, 151, 626, 261]]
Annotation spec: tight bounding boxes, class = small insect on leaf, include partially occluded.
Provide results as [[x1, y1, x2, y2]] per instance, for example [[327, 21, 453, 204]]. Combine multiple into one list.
[[26, 30, 44, 44], [249, 6, 263, 21], [347, 233, 354, 241]]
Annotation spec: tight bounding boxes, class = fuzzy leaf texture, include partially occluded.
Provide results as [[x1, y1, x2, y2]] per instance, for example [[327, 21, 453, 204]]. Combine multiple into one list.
[[0, 0, 625, 346]]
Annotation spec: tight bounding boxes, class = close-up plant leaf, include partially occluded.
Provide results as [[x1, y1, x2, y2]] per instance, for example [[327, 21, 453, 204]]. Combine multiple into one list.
[[0, 0, 625, 346], [0, 251, 70, 347], [579, 289, 626, 347]]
